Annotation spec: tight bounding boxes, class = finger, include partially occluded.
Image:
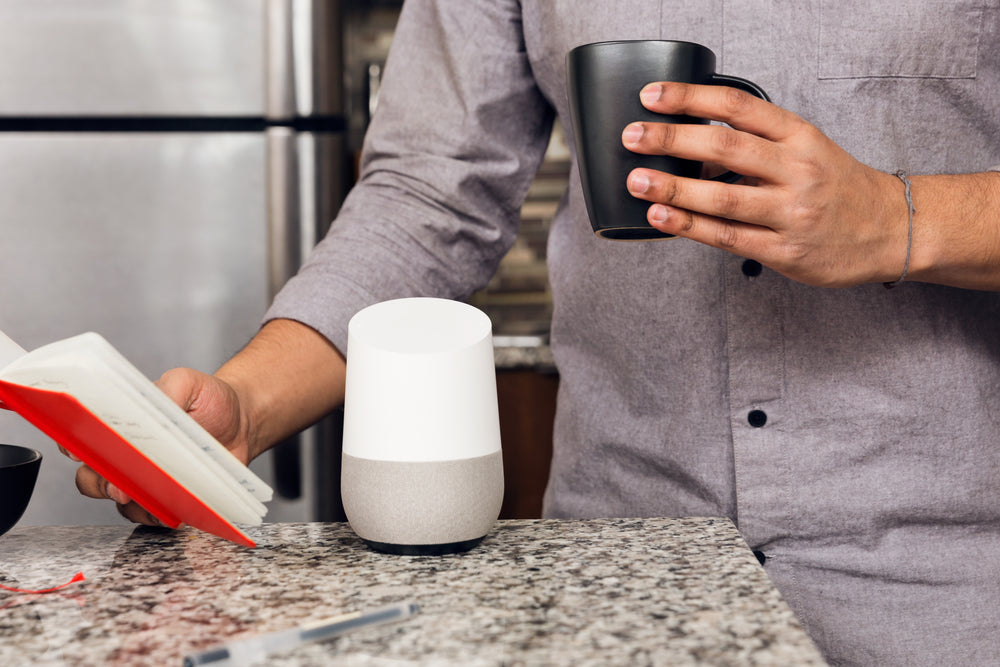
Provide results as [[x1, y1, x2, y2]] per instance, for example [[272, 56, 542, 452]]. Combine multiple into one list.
[[622, 121, 784, 182], [75, 464, 106, 500], [116, 501, 163, 527], [646, 203, 777, 260], [57, 445, 81, 462], [75, 464, 133, 504], [105, 483, 132, 505], [75, 465, 159, 526], [640, 81, 805, 143], [627, 168, 778, 226], [156, 367, 200, 412], [156, 368, 243, 448]]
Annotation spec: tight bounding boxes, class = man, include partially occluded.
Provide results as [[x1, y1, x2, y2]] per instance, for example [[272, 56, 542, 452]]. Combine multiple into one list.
[[74, 2, 1000, 664]]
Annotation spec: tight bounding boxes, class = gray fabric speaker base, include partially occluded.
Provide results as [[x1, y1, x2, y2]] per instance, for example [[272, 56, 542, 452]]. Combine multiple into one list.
[[341, 450, 503, 548]]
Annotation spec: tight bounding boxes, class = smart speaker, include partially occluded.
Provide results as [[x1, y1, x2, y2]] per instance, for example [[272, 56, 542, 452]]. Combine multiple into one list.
[[341, 297, 504, 555]]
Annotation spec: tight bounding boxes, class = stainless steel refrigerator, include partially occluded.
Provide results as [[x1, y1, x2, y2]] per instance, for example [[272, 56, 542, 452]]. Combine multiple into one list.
[[0, 0, 346, 526]]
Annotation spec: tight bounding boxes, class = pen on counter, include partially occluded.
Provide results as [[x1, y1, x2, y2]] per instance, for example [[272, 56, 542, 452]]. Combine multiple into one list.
[[183, 600, 420, 666]]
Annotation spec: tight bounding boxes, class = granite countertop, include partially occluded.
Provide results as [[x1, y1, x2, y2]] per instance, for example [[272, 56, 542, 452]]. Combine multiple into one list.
[[0, 518, 825, 666]]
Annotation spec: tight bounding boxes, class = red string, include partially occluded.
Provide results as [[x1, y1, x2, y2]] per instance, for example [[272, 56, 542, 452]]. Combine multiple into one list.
[[0, 571, 85, 594]]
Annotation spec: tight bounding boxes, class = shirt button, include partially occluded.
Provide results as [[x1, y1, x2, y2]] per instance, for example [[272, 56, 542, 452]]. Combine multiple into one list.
[[753, 550, 767, 565], [741, 259, 763, 277], [748, 409, 767, 427]]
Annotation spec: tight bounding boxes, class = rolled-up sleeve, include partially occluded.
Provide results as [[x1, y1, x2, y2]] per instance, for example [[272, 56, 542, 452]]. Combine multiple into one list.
[[265, 0, 554, 353]]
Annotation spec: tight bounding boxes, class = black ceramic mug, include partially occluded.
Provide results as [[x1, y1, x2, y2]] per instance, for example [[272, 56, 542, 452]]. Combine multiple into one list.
[[567, 40, 770, 241]]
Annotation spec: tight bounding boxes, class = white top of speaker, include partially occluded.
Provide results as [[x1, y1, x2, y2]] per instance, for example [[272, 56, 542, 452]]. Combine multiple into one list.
[[343, 298, 502, 462]]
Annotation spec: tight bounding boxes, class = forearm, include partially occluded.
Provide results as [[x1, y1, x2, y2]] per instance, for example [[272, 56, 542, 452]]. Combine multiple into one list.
[[214, 318, 346, 461], [905, 171, 1000, 291]]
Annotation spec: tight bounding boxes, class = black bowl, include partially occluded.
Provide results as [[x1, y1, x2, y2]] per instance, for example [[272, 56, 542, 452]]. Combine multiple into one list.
[[0, 444, 42, 537]]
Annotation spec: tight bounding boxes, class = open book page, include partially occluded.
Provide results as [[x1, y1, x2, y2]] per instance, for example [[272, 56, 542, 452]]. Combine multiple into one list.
[[0, 333, 271, 525], [0, 330, 26, 376], [70, 333, 271, 503], [1, 356, 263, 525], [76, 342, 268, 522]]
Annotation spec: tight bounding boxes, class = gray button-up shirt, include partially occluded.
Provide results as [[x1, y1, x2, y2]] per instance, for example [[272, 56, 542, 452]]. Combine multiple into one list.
[[268, 2, 1000, 663]]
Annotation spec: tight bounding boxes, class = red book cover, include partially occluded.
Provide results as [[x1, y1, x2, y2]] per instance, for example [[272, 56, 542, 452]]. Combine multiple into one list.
[[0, 380, 256, 548]]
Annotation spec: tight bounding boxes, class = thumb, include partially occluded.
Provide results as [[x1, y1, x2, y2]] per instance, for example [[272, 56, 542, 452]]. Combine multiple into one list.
[[155, 368, 245, 458]]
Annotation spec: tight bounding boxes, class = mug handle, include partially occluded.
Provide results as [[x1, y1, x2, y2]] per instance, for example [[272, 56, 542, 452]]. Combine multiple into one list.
[[706, 74, 771, 184]]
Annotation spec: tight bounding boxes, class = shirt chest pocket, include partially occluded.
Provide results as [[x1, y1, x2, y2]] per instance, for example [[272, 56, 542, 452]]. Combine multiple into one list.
[[819, 0, 986, 79]]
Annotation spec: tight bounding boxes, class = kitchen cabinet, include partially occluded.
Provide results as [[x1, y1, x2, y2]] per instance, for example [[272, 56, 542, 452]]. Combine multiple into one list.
[[497, 367, 558, 519]]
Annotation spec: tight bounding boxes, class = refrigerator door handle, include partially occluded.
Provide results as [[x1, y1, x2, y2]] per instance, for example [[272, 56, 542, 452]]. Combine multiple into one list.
[[267, 127, 302, 300], [266, 0, 296, 121], [266, 126, 304, 500], [267, 0, 342, 120]]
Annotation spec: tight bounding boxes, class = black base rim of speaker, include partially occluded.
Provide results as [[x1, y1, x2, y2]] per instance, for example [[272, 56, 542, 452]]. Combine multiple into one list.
[[362, 536, 485, 556]]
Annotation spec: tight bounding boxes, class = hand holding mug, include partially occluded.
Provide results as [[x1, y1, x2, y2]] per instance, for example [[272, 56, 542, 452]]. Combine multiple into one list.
[[567, 40, 769, 240], [622, 79, 911, 288]]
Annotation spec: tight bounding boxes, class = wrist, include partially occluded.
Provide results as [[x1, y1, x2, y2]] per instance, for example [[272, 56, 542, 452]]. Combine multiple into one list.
[[213, 365, 267, 462], [214, 319, 347, 460], [899, 172, 1000, 290]]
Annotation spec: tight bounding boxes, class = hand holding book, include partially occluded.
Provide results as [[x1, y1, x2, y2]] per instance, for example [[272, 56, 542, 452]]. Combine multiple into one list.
[[77, 365, 254, 528], [0, 330, 272, 546]]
